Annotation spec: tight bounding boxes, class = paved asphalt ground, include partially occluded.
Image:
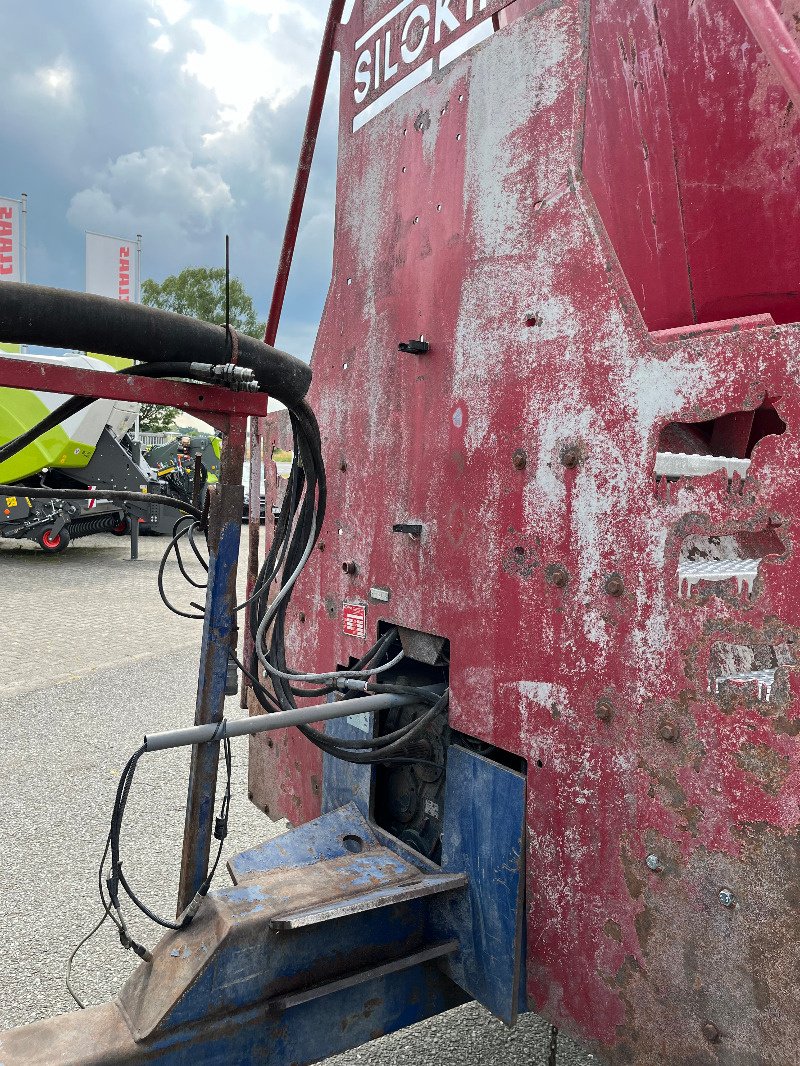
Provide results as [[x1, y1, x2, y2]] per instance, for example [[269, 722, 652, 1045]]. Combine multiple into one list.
[[0, 533, 597, 1065]]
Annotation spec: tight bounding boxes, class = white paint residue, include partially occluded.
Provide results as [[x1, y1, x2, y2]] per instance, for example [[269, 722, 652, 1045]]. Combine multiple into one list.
[[622, 354, 711, 453], [463, 12, 572, 259]]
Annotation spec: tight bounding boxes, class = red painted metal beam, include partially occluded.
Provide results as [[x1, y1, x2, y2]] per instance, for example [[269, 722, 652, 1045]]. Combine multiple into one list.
[[732, 0, 800, 111], [0, 357, 268, 417], [242, 2, 343, 703]]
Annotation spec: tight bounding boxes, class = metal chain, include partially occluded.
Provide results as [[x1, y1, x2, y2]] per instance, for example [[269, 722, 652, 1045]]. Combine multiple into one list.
[[548, 1025, 559, 1066]]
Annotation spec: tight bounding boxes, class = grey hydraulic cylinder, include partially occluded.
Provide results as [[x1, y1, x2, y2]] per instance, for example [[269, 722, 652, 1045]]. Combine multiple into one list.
[[144, 692, 415, 752]]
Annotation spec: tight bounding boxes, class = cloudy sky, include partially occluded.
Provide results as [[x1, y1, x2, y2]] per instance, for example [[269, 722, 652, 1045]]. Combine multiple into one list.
[[1, 0, 340, 359]]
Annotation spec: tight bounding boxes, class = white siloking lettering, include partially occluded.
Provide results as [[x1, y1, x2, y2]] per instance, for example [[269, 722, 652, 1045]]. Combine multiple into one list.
[[465, 0, 489, 20], [354, 49, 372, 102], [352, 0, 497, 118], [384, 29, 399, 80], [434, 0, 460, 43], [401, 5, 431, 64]]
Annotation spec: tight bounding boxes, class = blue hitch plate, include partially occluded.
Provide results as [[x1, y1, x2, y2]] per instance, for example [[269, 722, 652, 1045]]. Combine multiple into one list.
[[0, 746, 526, 1064]]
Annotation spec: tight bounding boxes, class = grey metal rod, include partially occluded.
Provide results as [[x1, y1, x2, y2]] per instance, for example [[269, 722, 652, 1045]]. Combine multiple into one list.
[[145, 692, 415, 753]]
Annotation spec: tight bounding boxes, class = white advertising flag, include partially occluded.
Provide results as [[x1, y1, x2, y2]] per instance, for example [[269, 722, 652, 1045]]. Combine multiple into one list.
[[0, 197, 22, 283], [85, 231, 140, 301]]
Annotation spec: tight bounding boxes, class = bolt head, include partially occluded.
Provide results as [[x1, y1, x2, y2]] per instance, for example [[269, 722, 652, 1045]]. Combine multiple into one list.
[[342, 560, 357, 575], [702, 1022, 720, 1043], [340, 459, 348, 472], [645, 854, 661, 872], [596, 699, 614, 722], [561, 446, 580, 468], [605, 575, 624, 596], [719, 888, 736, 908], [659, 721, 679, 742], [512, 449, 527, 470], [552, 568, 568, 588]]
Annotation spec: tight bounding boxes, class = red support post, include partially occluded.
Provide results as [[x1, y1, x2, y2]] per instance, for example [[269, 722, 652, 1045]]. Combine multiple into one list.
[[242, 0, 345, 707]]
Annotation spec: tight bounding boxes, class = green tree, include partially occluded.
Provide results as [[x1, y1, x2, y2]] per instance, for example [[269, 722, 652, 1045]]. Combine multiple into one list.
[[139, 403, 177, 434], [141, 267, 265, 338], [139, 267, 265, 432]]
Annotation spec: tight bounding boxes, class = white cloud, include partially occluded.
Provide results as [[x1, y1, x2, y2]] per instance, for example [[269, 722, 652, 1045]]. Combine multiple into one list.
[[183, 2, 324, 126], [36, 63, 73, 98], [67, 147, 234, 261], [3, 0, 337, 351], [150, 0, 191, 25]]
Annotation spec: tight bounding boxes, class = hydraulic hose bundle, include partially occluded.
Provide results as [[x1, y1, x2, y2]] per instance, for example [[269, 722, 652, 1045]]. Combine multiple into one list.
[[0, 283, 310, 406], [0, 282, 449, 981], [243, 403, 450, 768]]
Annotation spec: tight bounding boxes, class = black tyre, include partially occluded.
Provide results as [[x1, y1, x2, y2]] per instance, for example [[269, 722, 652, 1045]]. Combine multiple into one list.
[[37, 526, 70, 554]]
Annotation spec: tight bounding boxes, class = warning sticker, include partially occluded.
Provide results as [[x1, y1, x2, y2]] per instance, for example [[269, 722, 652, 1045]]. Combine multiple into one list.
[[5, 497, 16, 507], [342, 602, 367, 639]]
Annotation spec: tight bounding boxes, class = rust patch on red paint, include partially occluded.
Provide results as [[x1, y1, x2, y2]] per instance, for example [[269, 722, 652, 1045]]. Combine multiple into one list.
[[502, 544, 540, 578], [734, 742, 791, 796], [607, 829, 800, 1064]]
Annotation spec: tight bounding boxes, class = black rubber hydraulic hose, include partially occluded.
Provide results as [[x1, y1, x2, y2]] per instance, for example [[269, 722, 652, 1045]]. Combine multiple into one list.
[[0, 284, 311, 407], [0, 483, 202, 518]]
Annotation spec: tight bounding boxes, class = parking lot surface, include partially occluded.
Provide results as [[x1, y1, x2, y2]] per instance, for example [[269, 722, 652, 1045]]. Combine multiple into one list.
[[0, 534, 596, 1065]]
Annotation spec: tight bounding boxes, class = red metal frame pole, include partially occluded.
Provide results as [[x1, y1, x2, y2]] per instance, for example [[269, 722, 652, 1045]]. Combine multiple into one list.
[[732, 0, 800, 111], [242, 0, 345, 707], [264, 0, 346, 348]]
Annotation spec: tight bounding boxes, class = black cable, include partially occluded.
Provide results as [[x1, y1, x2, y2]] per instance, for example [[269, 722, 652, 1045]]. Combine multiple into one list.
[[187, 522, 209, 572], [0, 393, 92, 466], [243, 401, 449, 765], [0, 483, 203, 518], [158, 519, 206, 619], [105, 730, 232, 942], [234, 400, 452, 776], [173, 524, 208, 590], [301, 692, 450, 764]]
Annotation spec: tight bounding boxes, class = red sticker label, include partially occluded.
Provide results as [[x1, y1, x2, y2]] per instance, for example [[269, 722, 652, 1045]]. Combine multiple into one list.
[[342, 602, 367, 639]]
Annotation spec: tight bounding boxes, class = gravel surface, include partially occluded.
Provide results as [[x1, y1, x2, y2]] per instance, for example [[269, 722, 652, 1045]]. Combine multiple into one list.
[[0, 534, 596, 1064]]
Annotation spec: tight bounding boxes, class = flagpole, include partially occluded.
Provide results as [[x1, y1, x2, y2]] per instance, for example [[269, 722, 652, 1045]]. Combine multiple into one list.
[[20, 194, 28, 353], [20, 194, 27, 284]]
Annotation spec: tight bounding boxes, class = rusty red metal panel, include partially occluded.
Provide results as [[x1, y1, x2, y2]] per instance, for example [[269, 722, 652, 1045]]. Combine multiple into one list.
[[585, 0, 800, 330], [252, 0, 800, 1059]]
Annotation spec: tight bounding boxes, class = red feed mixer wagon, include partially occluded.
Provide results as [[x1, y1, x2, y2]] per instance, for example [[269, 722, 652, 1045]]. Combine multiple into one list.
[[0, 1, 799, 1063]]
